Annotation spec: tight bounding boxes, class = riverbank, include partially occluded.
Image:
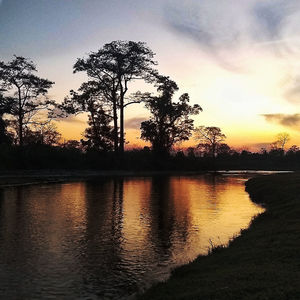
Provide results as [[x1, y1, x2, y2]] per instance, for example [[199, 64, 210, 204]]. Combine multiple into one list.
[[0, 170, 209, 187], [138, 173, 300, 299]]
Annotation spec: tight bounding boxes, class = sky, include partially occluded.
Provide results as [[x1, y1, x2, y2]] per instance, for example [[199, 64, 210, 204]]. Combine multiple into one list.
[[1, 0, 300, 150]]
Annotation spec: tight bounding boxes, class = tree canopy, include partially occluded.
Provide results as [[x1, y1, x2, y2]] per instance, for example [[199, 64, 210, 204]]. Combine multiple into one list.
[[0, 56, 55, 146], [141, 75, 202, 155], [71, 40, 157, 153], [194, 126, 226, 158]]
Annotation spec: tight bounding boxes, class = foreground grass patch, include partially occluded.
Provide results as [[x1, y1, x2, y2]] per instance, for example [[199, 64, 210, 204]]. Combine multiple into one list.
[[138, 173, 300, 299]]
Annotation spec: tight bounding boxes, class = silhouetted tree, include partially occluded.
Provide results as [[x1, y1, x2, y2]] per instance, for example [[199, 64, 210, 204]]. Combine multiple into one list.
[[82, 107, 114, 151], [286, 145, 299, 155], [273, 132, 290, 151], [0, 56, 55, 146], [62, 85, 114, 152], [15, 122, 61, 146], [194, 126, 226, 158], [73, 41, 157, 154], [196, 143, 212, 157], [187, 147, 196, 158], [141, 75, 202, 156], [0, 91, 12, 144], [62, 80, 116, 148], [217, 143, 231, 157], [30, 123, 61, 146], [61, 139, 81, 150]]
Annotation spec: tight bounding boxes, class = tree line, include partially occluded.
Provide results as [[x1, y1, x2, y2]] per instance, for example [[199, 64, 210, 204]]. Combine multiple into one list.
[[0, 40, 298, 170], [0, 41, 205, 156]]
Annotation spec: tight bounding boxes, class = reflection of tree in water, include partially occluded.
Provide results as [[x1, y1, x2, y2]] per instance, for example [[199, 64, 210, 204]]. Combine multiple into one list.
[[111, 179, 124, 244], [202, 175, 222, 210], [0, 188, 5, 241], [81, 179, 136, 298], [147, 177, 190, 261], [0, 186, 51, 298], [0, 187, 33, 256], [148, 177, 174, 254], [83, 178, 124, 246]]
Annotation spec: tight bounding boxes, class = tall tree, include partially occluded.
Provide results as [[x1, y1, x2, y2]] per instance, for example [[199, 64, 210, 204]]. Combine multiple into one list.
[[73, 40, 157, 153], [0, 56, 55, 146], [0, 91, 12, 144], [62, 82, 114, 152], [141, 75, 202, 155], [194, 126, 226, 158]]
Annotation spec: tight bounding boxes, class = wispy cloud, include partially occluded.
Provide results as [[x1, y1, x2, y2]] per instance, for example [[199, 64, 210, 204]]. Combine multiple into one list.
[[125, 117, 147, 130], [62, 115, 85, 124], [262, 113, 300, 128], [164, 0, 300, 70]]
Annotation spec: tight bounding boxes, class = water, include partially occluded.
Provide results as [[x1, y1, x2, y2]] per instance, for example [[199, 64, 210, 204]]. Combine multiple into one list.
[[0, 174, 263, 299]]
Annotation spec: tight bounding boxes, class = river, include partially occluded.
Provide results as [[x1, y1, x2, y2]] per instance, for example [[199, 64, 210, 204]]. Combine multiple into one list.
[[0, 174, 264, 299]]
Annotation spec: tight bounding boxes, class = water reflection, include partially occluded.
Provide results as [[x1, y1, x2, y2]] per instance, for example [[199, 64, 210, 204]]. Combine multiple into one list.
[[0, 175, 263, 299]]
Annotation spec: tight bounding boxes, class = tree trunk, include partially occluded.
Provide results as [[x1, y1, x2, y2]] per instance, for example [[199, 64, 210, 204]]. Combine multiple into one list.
[[119, 80, 125, 155], [19, 117, 23, 147], [119, 100, 124, 154], [113, 100, 118, 152], [18, 89, 23, 147]]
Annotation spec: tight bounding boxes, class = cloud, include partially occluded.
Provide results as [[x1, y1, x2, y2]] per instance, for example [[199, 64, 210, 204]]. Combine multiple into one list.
[[164, 0, 300, 70], [251, 142, 272, 149], [125, 117, 147, 130], [262, 113, 300, 128], [61, 115, 85, 124], [284, 75, 300, 103]]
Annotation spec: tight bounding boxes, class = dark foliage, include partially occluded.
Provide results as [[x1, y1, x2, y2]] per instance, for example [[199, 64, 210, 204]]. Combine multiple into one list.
[[82, 107, 114, 151], [0, 92, 12, 144], [70, 40, 157, 154], [0, 56, 56, 146], [141, 75, 202, 156]]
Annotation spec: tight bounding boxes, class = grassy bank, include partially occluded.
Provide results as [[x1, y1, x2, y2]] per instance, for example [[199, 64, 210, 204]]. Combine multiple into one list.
[[138, 173, 300, 299]]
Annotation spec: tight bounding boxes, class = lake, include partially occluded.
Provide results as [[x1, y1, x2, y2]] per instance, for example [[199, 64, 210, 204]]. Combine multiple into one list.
[[0, 174, 264, 299]]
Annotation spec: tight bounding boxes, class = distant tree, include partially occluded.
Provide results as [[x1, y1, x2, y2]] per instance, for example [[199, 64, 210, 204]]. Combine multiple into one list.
[[141, 75, 202, 155], [0, 56, 55, 146], [286, 145, 300, 156], [217, 143, 231, 157], [260, 148, 268, 156], [273, 132, 290, 151], [196, 143, 212, 157], [240, 149, 252, 157], [194, 126, 226, 158], [35, 123, 61, 146], [21, 122, 61, 146], [269, 147, 284, 157], [186, 147, 196, 158], [72, 41, 157, 154], [61, 139, 81, 150]]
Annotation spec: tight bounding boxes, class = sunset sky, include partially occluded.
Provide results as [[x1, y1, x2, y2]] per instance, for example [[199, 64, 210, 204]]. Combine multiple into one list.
[[2, 0, 300, 150]]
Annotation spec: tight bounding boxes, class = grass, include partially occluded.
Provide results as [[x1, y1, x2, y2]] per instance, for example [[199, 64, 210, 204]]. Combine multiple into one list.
[[138, 173, 300, 299]]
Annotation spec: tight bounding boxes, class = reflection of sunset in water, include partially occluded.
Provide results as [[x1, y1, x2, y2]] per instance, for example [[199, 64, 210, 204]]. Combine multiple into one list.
[[120, 176, 263, 267], [0, 175, 263, 299]]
